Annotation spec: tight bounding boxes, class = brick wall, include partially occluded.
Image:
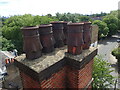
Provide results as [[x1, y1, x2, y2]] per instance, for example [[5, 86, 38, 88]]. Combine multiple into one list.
[[20, 66, 67, 88], [66, 65, 79, 88], [15, 47, 97, 89], [78, 59, 93, 88], [40, 66, 67, 88], [20, 59, 94, 89], [20, 71, 40, 88], [67, 59, 93, 88]]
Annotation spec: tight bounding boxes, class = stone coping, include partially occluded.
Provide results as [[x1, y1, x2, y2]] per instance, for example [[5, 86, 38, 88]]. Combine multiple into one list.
[[15, 46, 67, 73], [15, 47, 97, 73], [14, 46, 97, 82], [65, 47, 97, 62]]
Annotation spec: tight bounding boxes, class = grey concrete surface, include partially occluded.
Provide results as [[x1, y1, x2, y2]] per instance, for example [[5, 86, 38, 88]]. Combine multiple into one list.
[[98, 35, 119, 64], [2, 63, 22, 89], [98, 33, 120, 89]]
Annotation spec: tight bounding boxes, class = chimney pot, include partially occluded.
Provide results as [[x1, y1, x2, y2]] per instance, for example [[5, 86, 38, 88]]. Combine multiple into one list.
[[21, 26, 42, 60], [38, 24, 55, 53], [50, 21, 65, 48], [67, 23, 84, 55], [82, 22, 92, 49]]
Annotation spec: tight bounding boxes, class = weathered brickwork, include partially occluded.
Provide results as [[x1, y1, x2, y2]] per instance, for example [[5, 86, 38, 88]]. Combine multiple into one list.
[[40, 66, 67, 88], [78, 59, 93, 88], [15, 47, 97, 89], [20, 71, 40, 88], [19, 59, 94, 89]]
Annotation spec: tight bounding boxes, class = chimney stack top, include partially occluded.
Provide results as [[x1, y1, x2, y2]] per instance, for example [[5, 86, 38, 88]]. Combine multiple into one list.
[[39, 24, 52, 28], [21, 26, 39, 30], [67, 23, 84, 26]]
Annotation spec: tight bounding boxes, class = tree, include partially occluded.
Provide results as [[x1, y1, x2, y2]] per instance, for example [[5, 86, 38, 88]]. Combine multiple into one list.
[[112, 47, 120, 73], [55, 12, 80, 22], [118, 19, 120, 30], [118, 10, 120, 30], [56, 12, 61, 20], [1, 14, 58, 54], [93, 20, 109, 39], [112, 47, 120, 60], [89, 12, 107, 17], [46, 14, 52, 18], [110, 10, 118, 18], [59, 14, 69, 21], [79, 16, 91, 22], [0, 36, 15, 51], [109, 10, 120, 30], [92, 56, 115, 88], [103, 15, 118, 36]]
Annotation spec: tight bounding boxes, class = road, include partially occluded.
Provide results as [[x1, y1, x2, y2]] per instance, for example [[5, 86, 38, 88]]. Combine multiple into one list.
[[98, 33, 120, 88], [98, 35, 119, 64]]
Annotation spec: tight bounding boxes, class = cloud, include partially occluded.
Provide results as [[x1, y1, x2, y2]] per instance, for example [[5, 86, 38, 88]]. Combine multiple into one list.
[[0, 0, 119, 16]]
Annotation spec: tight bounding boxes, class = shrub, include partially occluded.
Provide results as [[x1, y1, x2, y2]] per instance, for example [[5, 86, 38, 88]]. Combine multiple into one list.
[[112, 47, 120, 60], [92, 56, 115, 88]]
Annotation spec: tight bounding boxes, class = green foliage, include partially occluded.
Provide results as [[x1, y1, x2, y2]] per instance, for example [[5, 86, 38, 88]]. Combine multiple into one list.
[[118, 19, 120, 30], [118, 10, 120, 30], [0, 16, 7, 25], [1, 14, 58, 54], [112, 47, 120, 60], [56, 12, 81, 22], [110, 10, 118, 18], [93, 20, 109, 39], [1, 10, 119, 54], [56, 12, 92, 23], [0, 37, 15, 51], [89, 12, 107, 17], [92, 56, 115, 88], [46, 14, 52, 18], [103, 15, 118, 36], [79, 16, 91, 22]]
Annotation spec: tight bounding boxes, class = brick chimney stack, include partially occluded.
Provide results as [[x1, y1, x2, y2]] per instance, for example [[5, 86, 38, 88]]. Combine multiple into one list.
[[15, 21, 97, 89]]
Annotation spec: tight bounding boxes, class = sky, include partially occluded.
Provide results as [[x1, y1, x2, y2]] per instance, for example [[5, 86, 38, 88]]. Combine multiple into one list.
[[0, 0, 120, 17]]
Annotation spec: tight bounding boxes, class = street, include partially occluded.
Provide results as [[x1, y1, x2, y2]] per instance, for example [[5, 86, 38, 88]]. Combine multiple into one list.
[[98, 33, 120, 88], [98, 35, 119, 64]]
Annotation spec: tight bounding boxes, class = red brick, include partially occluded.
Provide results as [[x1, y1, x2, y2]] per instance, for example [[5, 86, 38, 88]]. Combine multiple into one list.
[[19, 59, 94, 89]]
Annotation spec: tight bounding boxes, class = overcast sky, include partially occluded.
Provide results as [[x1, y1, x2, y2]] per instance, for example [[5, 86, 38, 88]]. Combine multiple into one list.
[[0, 0, 119, 17]]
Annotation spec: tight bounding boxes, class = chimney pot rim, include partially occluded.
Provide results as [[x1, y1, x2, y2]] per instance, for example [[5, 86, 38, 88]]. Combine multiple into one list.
[[82, 21, 92, 24], [39, 24, 52, 28], [50, 21, 68, 24], [21, 26, 39, 30], [67, 23, 84, 26]]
